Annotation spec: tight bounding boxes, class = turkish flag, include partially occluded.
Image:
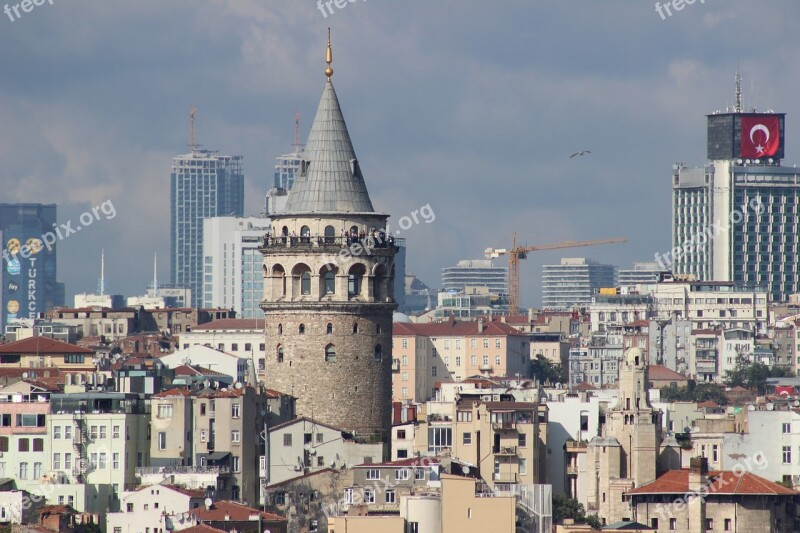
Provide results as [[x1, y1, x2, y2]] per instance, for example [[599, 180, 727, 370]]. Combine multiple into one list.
[[741, 115, 780, 158]]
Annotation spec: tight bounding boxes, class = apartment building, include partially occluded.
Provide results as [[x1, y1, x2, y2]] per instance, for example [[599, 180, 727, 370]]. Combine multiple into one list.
[[392, 319, 530, 403], [266, 417, 384, 486], [191, 385, 269, 506], [0, 381, 50, 495], [0, 337, 95, 372], [43, 307, 141, 341], [450, 400, 547, 490], [46, 390, 150, 523], [651, 280, 769, 333], [106, 483, 206, 533], [159, 345, 250, 384]]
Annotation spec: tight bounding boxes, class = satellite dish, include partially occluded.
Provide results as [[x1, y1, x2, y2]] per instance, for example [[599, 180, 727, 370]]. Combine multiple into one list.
[[304, 444, 311, 451], [747, 405, 756, 411], [234, 382, 243, 389], [461, 465, 470, 475], [767, 403, 774, 411], [204, 497, 213, 507], [22, 372, 28, 379]]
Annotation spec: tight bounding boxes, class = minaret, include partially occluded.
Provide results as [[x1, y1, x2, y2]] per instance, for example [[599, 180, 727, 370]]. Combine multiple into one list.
[[260, 31, 397, 440]]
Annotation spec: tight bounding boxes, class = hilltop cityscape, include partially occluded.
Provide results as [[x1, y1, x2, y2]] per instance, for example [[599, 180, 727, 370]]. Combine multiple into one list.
[[3, 3, 800, 533]]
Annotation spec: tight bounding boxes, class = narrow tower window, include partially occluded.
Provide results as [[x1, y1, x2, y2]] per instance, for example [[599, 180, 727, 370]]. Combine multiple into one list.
[[325, 344, 336, 363], [327, 323, 333, 334], [299, 324, 306, 335], [353, 323, 359, 334], [374, 344, 382, 362], [277, 345, 284, 363]]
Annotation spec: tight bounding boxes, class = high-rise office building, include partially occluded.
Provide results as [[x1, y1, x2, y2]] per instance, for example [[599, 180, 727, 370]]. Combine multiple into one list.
[[441, 259, 508, 295], [670, 79, 800, 301], [542, 258, 616, 309], [202, 216, 271, 317], [0, 203, 65, 330], [619, 262, 665, 289], [170, 149, 244, 308]]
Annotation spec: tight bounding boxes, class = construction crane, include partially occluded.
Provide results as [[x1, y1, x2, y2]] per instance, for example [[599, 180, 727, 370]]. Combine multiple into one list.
[[485, 233, 627, 315]]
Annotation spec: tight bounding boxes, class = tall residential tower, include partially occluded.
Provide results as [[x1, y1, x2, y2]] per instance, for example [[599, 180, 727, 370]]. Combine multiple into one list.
[[170, 147, 244, 308]]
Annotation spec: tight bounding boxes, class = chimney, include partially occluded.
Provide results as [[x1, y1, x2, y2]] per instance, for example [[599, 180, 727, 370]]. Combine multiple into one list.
[[478, 318, 484, 333], [688, 456, 708, 532]]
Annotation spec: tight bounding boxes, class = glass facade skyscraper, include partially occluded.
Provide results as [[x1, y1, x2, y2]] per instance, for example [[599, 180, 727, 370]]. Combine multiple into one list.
[[170, 149, 244, 308], [0, 203, 65, 330], [541, 258, 616, 309]]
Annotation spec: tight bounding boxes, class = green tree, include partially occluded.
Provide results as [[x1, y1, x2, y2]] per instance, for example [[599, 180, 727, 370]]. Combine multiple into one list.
[[724, 356, 790, 395], [552, 494, 586, 524], [586, 514, 603, 529], [531, 354, 566, 385], [659, 382, 728, 405]]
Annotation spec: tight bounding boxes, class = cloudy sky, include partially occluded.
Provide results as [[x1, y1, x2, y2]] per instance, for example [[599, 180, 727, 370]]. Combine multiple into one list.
[[1, 0, 799, 308]]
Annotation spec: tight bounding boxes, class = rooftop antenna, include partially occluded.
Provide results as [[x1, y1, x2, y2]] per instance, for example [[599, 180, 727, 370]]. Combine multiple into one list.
[[153, 253, 158, 293], [293, 111, 303, 153], [734, 68, 743, 114], [98, 249, 106, 296], [189, 105, 199, 151]]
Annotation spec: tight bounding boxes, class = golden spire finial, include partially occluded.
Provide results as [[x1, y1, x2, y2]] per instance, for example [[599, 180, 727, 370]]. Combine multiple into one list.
[[325, 28, 333, 78]]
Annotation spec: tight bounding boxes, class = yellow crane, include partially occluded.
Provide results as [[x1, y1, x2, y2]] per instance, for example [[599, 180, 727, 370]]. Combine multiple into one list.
[[485, 234, 627, 315]]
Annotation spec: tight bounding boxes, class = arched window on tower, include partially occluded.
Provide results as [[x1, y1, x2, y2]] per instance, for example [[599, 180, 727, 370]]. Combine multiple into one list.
[[325, 344, 336, 363], [301, 272, 311, 295], [324, 225, 335, 244], [277, 345, 284, 363], [376, 323, 381, 334], [324, 270, 336, 295], [353, 322, 359, 334], [300, 225, 311, 244], [277, 324, 283, 335], [374, 344, 382, 362], [326, 323, 333, 334], [299, 324, 306, 335]]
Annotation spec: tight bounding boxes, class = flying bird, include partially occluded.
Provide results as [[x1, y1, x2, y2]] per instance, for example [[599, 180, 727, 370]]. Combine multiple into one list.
[[570, 150, 592, 158]]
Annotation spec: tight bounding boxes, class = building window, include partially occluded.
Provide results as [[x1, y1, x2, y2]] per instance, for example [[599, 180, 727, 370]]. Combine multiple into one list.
[[414, 468, 425, 480], [100, 426, 107, 439], [495, 356, 501, 365], [651, 518, 659, 529], [519, 458, 527, 475], [395, 468, 409, 480], [232, 456, 240, 472], [483, 339, 489, 348], [18, 439, 29, 452], [325, 344, 336, 363], [53, 453, 61, 470], [299, 324, 306, 334], [113, 453, 120, 469], [374, 344, 382, 361], [324, 271, 336, 294], [245, 343, 252, 351], [670, 517, 677, 530], [463, 432, 472, 445], [783, 446, 792, 464], [397, 449, 409, 459], [158, 404, 173, 418], [99, 453, 107, 469], [32, 438, 44, 452], [113, 425, 120, 439], [431, 366, 437, 377], [706, 519, 713, 530], [277, 345, 285, 363], [344, 488, 354, 505], [724, 518, 731, 531], [301, 272, 311, 295], [366, 469, 380, 480], [353, 322, 359, 334], [519, 434, 527, 447], [402, 339, 408, 349], [231, 403, 240, 418], [471, 355, 477, 366], [54, 426, 61, 439], [64, 453, 72, 469], [495, 339, 501, 348], [455, 356, 461, 366], [284, 434, 292, 447], [783, 423, 791, 434], [385, 489, 396, 504], [483, 355, 489, 366], [158, 432, 167, 450], [364, 488, 375, 504], [327, 323, 333, 334], [200, 430, 207, 442], [232, 430, 240, 443], [457, 411, 473, 422]]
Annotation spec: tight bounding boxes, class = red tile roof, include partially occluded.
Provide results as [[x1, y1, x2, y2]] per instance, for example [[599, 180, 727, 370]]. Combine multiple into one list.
[[177, 526, 227, 533], [574, 382, 596, 391], [354, 457, 439, 468], [484, 401, 537, 410], [194, 500, 285, 522], [627, 469, 796, 496], [0, 337, 93, 355], [697, 400, 719, 409], [648, 365, 688, 381], [191, 319, 266, 331], [166, 485, 207, 498], [153, 387, 192, 398], [393, 319, 527, 337]]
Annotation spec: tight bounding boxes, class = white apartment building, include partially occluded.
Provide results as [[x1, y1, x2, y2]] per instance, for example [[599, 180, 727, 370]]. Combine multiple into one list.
[[106, 483, 206, 533], [202, 216, 271, 317], [159, 345, 250, 384], [651, 279, 769, 333]]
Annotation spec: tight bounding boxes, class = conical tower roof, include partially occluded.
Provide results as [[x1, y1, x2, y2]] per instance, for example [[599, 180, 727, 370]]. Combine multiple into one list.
[[283, 75, 375, 214]]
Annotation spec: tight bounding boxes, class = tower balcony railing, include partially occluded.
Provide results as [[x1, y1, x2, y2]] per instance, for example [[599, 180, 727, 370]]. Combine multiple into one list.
[[260, 235, 403, 253]]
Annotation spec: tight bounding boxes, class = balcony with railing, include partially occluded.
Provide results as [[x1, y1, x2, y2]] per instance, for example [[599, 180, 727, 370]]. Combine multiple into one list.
[[391, 359, 400, 372], [136, 465, 231, 476], [493, 445, 518, 456], [492, 472, 518, 483], [492, 420, 517, 431], [260, 235, 404, 254], [479, 364, 493, 372]]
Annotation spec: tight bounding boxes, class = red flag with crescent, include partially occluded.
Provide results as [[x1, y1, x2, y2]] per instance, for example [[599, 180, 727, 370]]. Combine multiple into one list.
[[741, 115, 780, 158]]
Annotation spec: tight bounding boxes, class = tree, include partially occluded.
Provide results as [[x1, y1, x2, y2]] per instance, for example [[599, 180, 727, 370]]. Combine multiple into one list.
[[724, 356, 791, 395], [531, 354, 567, 385], [552, 494, 586, 524], [659, 382, 728, 405]]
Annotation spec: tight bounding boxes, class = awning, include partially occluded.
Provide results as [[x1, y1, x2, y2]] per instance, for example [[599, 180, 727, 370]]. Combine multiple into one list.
[[207, 452, 230, 461]]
